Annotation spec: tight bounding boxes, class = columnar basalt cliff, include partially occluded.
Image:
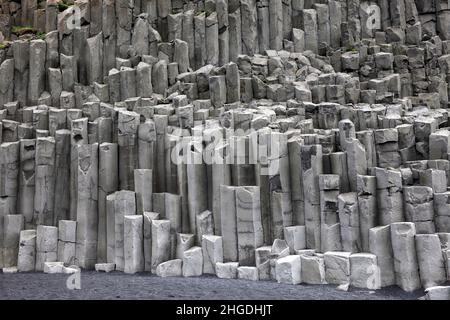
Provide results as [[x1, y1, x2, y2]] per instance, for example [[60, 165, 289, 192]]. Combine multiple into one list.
[[0, 0, 450, 299]]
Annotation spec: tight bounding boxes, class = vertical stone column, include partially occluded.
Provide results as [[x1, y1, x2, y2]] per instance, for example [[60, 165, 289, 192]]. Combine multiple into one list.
[[0, 59, 14, 109], [369, 225, 395, 287], [434, 192, 450, 233], [13, 40, 30, 106], [216, 0, 229, 65], [118, 110, 140, 191], [138, 120, 156, 170], [168, 12, 183, 42], [124, 215, 144, 274], [97, 143, 118, 263], [0, 143, 19, 227], [269, 0, 283, 50], [18, 139, 35, 229], [256, 0, 269, 53], [134, 169, 153, 214], [357, 175, 377, 252], [28, 40, 46, 105], [220, 185, 238, 262], [86, 33, 104, 85], [102, 0, 117, 78], [390, 222, 421, 292], [182, 10, 195, 68], [375, 168, 404, 225], [338, 192, 362, 253], [57, 220, 76, 265], [35, 225, 57, 271], [60, 54, 77, 92], [302, 9, 318, 54], [194, 12, 207, 70], [75, 143, 98, 270], [154, 115, 168, 192], [404, 186, 435, 234], [120, 67, 137, 100], [211, 139, 231, 235], [151, 219, 171, 273], [116, 0, 133, 57], [314, 3, 330, 51], [225, 63, 240, 104], [288, 136, 304, 225], [416, 234, 446, 289], [209, 75, 227, 109], [187, 137, 208, 236], [202, 235, 223, 274], [34, 137, 55, 226], [53, 130, 71, 225], [236, 186, 263, 266], [132, 14, 150, 56], [70, 118, 88, 220], [143, 212, 160, 272], [240, 0, 259, 55], [17, 229, 36, 272], [301, 144, 322, 251], [228, 7, 242, 62], [3, 214, 24, 267], [206, 12, 219, 66], [346, 138, 367, 192], [114, 190, 136, 271], [319, 174, 342, 252]]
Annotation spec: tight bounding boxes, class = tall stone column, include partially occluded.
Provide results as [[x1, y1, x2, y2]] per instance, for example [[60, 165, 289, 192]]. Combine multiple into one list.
[[35, 225, 57, 271], [236, 186, 263, 266], [138, 119, 156, 170], [53, 130, 71, 225], [154, 115, 168, 192], [375, 168, 404, 225], [151, 219, 171, 273], [206, 12, 219, 66], [269, 0, 283, 50], [319, 174, 342, 253], [70, 118, 88, 221], [34, 137, 55, 226], [228, 7, 242, 62], [416, 234, 446, 289], [3, 214, 24, 267], [187, 137, 208, 236], [217, 0, 229, 65], [302, 9, 318, 54], [390, 222, 421, 292], [76, 143, 98, 270], [0, 59, 14, 109], [357, 175, 377, 252], [134, 169, 153, 214], [118, 110, 140, 191], [369, 225, 395, 287], [97, 143, 118, 263], [115, 0, 133, 57], [301, 144, 322, 251], [240, 0, 259, 55], [114, 190, 137, 271], [182, 10, 195, 68], [194, 12, 207, 70], [17, 229, 36, 272], [18, 139, 36, 229], [102, 0, 117, 78], [288, 136, 305, 225], [124, 215, 144, 274], [338, 192, 362, 253], [13, 40, 30, 106]]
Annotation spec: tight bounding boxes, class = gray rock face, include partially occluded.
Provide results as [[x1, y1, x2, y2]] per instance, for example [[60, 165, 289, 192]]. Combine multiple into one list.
[[390, 222, 421, 292], [1, 0, 450, 296]]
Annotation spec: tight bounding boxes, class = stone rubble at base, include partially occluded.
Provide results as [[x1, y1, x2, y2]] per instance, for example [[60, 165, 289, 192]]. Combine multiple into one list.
[[0, 0, 449, 300]]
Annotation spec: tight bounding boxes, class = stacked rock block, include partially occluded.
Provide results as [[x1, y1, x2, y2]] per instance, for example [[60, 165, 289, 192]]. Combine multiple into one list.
[[0, 0, 448, 296]]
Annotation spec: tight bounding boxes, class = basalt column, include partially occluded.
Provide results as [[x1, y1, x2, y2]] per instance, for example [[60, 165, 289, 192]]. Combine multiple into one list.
[[76, 143, 98, 270]]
